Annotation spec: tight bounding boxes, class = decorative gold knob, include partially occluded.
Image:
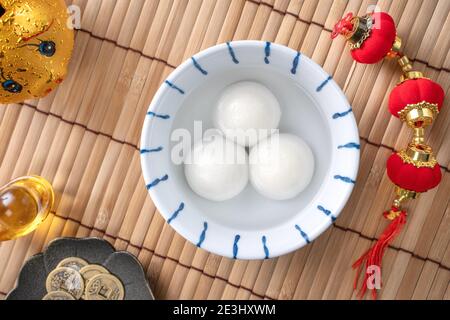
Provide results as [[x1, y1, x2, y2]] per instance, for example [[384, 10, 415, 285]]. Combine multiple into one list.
[[392, 186, 419, 209]]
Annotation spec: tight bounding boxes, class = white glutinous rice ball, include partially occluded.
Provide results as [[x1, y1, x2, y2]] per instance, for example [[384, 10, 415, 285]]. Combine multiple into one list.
[[184, 134, 249, 201], [214, 81, 281, 147], [249, 133, 314, 200]]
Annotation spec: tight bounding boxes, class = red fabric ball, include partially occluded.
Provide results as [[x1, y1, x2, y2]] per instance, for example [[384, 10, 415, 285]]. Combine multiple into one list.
[[388, 78, 445, 118], [386, 153, 442, 192], [351, 12, 397, 64]]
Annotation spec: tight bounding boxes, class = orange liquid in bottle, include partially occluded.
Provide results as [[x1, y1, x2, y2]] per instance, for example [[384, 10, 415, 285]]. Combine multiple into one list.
[[0, 176, 54, 241]]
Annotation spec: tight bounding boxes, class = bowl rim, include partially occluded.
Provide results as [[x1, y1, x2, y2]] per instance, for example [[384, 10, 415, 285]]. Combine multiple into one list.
[[140, 40, 360, 260]]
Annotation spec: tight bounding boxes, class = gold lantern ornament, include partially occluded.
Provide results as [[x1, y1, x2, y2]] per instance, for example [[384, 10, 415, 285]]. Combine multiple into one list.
[[0, 0, 74, 104]]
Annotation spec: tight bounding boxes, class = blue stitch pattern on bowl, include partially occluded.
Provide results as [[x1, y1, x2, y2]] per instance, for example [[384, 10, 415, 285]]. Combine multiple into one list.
[[332, 108, 353, 119], [262, 236, 269, 259], [146, 111, 170, 119], [226, 42, 239, 64], [233, 234, 240, 259], [334, 175, 356, 184], [317, 205, 336, 222], [167, 202, 185, 224], [291, 52, 301, 74], [295, 225, 311, 244], [196, 222, 208, 247], [146, 174, 169, 190], [164, 80, 185, 94], [337, 142, 360, 149], [264, 42, 271, 64], [316, 75, 332, 92], [191, 57, 208, 75], [140, 146, 163, 154]]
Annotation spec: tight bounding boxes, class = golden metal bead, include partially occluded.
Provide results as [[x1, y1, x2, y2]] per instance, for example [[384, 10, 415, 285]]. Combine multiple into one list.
[[412, 127, 425, 145], [398, 55, 412, 73], [398, 101, 439, 128], [386, 36, 402, 58], [400, 71, 425, 82], [398, 143, 437, 168], [392, 187, 419, 210], [347, 15, 373, 50]]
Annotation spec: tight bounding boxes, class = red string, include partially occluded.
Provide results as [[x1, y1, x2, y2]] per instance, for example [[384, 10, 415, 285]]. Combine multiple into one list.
[[331, 12, 354, 39], [352, 207, 407, 299]]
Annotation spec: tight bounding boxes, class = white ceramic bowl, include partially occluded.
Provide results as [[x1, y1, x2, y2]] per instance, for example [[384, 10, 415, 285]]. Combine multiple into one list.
[[140, 41, 359, 260]]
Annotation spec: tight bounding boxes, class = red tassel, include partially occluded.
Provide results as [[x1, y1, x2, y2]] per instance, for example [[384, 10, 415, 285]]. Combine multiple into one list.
[[352, 207, 407, 299]]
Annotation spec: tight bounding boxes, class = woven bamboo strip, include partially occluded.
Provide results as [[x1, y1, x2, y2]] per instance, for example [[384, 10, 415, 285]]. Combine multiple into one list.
[[380, 251, 412, 299], [444, 285, 450, 300], [192, 274, 214, 299], [320, 231, 358, 299], [401, 174, 449, 255], [105, 152, 142, 235], [206, 278, 226, 299], [411, 260, 440, 299], [126, 197, 156, 250], [178, 269, 202, 299], [175, 0, 216, 63], [117, 177, 154, 243], [395, 256, 425, 299], [307, 228, 347, 299], [429, 206, 450, 265], [235, 288, 252, 299], [292, 228, 333, 299], [130, 1, 160, 51], [0, 105, 22, 166]]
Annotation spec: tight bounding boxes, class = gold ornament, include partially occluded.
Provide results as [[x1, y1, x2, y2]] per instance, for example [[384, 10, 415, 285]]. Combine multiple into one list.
[[398, 101, 439, 128], [387, 186, 419, 218], [0, 0, 74, 104], [386, 36, 402, 59], [412, 127, 425, 145], [397, 56, 425, 82], [346, 14, 373, 50], [398, 143, 437, 168]]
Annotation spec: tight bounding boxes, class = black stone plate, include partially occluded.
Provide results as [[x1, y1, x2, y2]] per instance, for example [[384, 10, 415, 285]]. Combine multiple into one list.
[[6, 237, 154, 300]]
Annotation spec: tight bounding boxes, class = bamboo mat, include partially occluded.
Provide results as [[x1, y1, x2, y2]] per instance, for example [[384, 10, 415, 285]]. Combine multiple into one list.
[[0, 0, 449, 300]]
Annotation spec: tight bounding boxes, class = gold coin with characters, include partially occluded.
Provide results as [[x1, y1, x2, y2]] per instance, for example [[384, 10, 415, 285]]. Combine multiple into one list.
[[46, 267, 84, 299], [56, 257, 88, 272], [79, 264, 109, 282], [0, 0, 74, 103], [42, 290, 75, 300], [85, 273, 125, 300]]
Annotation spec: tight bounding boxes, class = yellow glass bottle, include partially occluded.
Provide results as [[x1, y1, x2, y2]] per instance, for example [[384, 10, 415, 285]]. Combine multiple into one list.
[[0, 176, 54, 242]]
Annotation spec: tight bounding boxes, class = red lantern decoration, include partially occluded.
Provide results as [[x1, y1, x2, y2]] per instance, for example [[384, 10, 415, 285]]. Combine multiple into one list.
[[331, 11, 400, 64], [387, 145, 442, 193], [389, 77, 445, 128], [353, 143, 442, 299], [333, 10, 445, 300]]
